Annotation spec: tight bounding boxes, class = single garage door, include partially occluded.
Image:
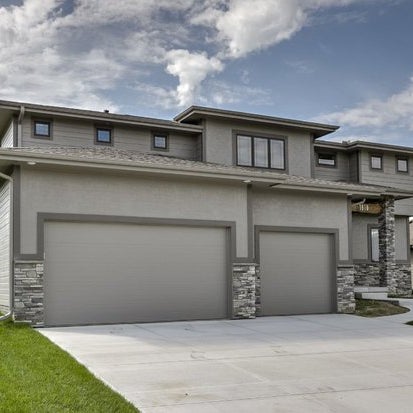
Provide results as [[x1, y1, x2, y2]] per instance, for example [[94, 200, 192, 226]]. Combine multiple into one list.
[[259, 231, 335, 315], [44, 221, 228, 326]]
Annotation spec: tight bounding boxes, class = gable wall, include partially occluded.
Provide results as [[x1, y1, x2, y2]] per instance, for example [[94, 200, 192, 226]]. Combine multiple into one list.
[[203, 118, 313, 177]]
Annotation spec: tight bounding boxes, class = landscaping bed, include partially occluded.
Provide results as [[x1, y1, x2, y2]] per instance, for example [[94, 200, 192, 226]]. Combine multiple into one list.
[[0, 318, 138, 412], [355, 299, 409, 317]]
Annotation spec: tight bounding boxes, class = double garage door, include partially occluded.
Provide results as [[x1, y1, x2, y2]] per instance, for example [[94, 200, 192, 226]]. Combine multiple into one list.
[[44, 221, 228, 326]]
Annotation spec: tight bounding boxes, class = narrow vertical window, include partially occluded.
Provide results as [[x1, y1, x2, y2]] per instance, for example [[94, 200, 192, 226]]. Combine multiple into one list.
[[237, 135, 252, 166], [270, 139, 284, 169], [370, 227, 379, 262], [254, 138, 268, 167]]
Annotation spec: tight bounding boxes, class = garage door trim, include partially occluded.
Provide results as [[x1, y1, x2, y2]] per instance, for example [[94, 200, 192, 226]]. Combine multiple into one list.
[[254, 225, 339, 313], [34, 213, 236, 323]]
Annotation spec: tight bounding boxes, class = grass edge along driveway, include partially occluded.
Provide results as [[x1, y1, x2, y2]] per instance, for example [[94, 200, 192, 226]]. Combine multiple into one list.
[[0, 318, 138, 413]]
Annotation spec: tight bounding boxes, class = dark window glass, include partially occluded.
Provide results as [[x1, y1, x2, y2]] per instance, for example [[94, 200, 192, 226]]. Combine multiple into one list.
[[318, 153, 336, 167], [370, 228, 379, 262], [237, 135, 252, 166], [153, 135, 167, 149], [397, 158, 408, 172], [371, 155, 382, 170], [96, 128, 111, 143], [34, 121, 50, 137]]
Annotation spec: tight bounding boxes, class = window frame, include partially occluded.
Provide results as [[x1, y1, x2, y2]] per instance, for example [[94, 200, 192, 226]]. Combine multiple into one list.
[[234, 131, 287, 171], [152, 132, 169, 151], [370, 154, 383, 171], [95, 126, 113, 146], [368, 225, 380, 263], [396, 156, 409, 174], [316, 152, 337, 168], [32, 119, 53, 140]]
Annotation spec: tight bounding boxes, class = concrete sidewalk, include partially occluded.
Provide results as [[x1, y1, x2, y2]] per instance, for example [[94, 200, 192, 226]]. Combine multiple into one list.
[[40, 311, 413, 412]]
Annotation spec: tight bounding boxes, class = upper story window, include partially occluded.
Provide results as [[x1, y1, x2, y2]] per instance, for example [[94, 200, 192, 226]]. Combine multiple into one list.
[[33, 120, 52, 139], [236, 134, 285, 170], [317, 152, 336, 167], [152, 133, 168, 150], [396, 157, 408, 173], [95, 127, 112, 145], [370, 154, 382, 170]]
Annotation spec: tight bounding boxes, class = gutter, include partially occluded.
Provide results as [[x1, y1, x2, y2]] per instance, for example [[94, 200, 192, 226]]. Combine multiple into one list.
[[0, 171, 13, 322]]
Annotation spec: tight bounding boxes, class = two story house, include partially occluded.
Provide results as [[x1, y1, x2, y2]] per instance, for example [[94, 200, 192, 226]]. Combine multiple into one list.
[[0, 100, 412, 327]]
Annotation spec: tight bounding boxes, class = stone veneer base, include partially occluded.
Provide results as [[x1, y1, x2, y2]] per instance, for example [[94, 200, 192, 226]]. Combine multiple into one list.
[[13, 261, 44, 326]]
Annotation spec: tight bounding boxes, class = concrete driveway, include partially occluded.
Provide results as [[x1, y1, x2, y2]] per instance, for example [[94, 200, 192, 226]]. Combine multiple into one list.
[[40, 311, 413, 413]]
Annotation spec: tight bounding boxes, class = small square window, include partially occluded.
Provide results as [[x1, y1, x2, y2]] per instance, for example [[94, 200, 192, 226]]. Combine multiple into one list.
[[33, 120, 51, 138], [317, 153, 336, 167], [153, 134, 168, 150], [370, 155, 382, 170], [96, 127, 112, 144], [397, 157, 408, 173]]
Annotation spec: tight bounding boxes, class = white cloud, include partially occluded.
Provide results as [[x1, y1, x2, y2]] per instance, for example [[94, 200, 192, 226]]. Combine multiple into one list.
[[317, 77, 413, 130], [192, 0, 363, 58], [0, 0, 384, 111], [165, 49, 223, 106]]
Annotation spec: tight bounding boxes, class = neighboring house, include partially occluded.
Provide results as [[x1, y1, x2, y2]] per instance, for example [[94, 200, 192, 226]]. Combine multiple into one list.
[[0, 100, 412, 327]]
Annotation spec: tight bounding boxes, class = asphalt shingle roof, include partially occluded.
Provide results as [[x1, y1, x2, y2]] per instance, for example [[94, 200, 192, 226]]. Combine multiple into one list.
[[1, 146, 411, 195]]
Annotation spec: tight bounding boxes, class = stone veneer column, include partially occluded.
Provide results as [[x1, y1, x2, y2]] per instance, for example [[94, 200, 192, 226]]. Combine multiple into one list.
[[232, 263, 258, 319], [379, 196, 397, 294], [14, 261, 44, 326], [337, 265, 355, 313]]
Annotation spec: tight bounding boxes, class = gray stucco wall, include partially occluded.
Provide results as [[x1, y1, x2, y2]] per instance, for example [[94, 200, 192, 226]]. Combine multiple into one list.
[[352, 213, 409, 262], [203, 118, 313, 177], [358, 150, 413, 216], [314, 151, 350, 182], [21, 116, 200, 160], [1, 121, 14, 148], [252, 189, 349, 261], [0, 182, 10, 312], [18, 166, 249, 257]]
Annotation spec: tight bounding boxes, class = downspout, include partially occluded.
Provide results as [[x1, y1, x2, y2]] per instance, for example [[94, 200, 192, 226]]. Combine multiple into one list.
[[17, 105, 25, 147], [0, 172, 13, 322]]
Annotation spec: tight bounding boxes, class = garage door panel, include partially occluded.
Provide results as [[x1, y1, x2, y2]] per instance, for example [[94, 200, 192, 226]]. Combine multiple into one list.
[[44, 222, 227, 326], [260, 232, 334, 316]]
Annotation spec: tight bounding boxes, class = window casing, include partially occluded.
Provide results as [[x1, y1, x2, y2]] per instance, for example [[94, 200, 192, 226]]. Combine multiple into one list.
[[370, 227, 379, 262], [152, 133, 168, 150], [95, 127, 112, 145], [370, 155, 382, 170], [396, 157, 408, 173], [236, 134, 285, 170], [317, 152, 336, 167], [33, 120, 52, 139]]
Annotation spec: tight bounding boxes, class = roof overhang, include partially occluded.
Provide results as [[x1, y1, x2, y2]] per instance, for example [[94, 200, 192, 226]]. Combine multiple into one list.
[[174, 106, 339, 138], [315, 140, 413, 155], [0, 100, 203, 135]]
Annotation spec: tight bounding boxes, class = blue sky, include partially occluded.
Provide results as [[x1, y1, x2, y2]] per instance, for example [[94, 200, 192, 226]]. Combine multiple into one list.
[[0, 0, 412, 145]]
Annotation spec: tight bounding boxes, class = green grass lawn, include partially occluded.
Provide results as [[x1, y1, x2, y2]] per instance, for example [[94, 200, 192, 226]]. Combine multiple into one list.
[[355, 299, 409, 318], [0, 318, 138, 413]]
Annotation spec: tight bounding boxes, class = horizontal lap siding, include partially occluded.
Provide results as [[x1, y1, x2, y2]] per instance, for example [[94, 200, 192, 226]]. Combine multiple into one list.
[[22, 116, 199, 160], [314, 152, 350, 181], [0, 182, 10, 311], [1, 121, 14, 148]]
